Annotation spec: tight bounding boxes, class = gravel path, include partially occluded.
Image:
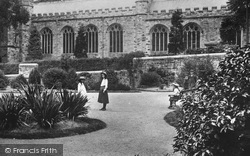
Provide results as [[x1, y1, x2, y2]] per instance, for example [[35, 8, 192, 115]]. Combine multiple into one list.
[[1, 92, 181, 156]]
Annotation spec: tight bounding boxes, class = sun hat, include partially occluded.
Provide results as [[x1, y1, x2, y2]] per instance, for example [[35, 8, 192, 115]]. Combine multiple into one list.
[[101, 71, 107, 76], [79, 76, 86, 80], [172, 82, 180, 87]]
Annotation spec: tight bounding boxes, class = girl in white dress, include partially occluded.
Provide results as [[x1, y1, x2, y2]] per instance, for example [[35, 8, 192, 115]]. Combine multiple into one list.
[[78, 76, 87, 97]]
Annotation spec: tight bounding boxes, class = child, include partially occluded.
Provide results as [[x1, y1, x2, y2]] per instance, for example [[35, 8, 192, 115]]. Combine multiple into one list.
[[168, 83, 180, 109], [98, 71, 109, 111], [78, 76, 87, 97]]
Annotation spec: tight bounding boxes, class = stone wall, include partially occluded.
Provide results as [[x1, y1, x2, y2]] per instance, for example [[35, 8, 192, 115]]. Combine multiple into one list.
[[30, 1, 228, 60], [136, 53, 225, 73]]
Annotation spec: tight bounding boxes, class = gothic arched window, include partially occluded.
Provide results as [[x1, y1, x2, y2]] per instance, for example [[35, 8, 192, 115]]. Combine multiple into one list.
[[108, 24, 123, 52], [183, 23, 201, 49], [62, 26, 74, 53], [41, 28, 53, 54], [86, 25, 98, 53], [151, 25, 168, 52]]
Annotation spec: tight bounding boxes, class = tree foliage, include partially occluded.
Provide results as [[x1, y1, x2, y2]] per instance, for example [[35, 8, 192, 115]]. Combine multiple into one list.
[[226, 0, 250, 44], [0, 0, 29, 33], [26, 26, 43, 61], [74, 26, 88, 58], [168, 10, 184, 54], [174, 46, 250, 156]]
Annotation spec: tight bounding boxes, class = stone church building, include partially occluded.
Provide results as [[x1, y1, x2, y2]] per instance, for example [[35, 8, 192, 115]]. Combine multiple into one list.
[[1, 0, 237, 63]]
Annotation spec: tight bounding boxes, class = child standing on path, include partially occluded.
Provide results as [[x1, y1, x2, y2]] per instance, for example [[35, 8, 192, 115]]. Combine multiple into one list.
[[78, 76, 87, 97], [98, 71, 109, 111]]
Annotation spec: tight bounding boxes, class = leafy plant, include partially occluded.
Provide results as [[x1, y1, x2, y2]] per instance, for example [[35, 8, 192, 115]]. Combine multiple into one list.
[[140, 72, 161, 87], [60, 55, 72, 72], [42, 68, 67, 89], [59, 89, 88, 120], [173, 46, 250, 156], [168, 10, 184, 54], [10, 74, 28, 89], [148, 66, 175, 86], [176, 56, 215, 87], [74, 26, 88, 58], [20, 84, 62, 129], [28, 68, 41, 85], [0, 93, 26, 130], [0, 70, 9, 89], [65, 68, 79, 90], [26, 26, 43, 61]]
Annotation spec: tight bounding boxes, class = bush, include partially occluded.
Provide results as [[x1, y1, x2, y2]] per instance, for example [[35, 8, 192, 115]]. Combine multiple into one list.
[[59, 89, 88, 120], [26, 26, 43, 61], [0, 70, 9, 89], [148, 66, 175, 86], [42, 68, 67, 89], [60, 55, 72, 72], [65, 68, 79, 90], [140, 72, 161, 87], [176, 56, 215, 87], [36, 52, 146, 75], [10, 74, 28, 89], [20, 84, 62, 129], [0, 63, 19, 74], [173, 46, 250, 156], [117, 51, 145, 70], [0, 93, 26, 130], [28, 68, 41, 85]]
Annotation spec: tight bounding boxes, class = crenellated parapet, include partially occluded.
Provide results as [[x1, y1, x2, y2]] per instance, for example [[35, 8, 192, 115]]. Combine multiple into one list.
[[31, 6, 137, 21], [147, 5, 229, 20], [31, 5, 229, 22]]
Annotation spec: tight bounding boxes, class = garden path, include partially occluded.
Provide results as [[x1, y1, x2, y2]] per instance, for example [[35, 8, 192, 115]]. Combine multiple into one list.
[[1, 92, 181, 156]]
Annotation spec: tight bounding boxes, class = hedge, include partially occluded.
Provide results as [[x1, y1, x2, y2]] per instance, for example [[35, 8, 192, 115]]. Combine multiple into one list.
[[0, 63, 19, 74], [1, 51, 145, 75]]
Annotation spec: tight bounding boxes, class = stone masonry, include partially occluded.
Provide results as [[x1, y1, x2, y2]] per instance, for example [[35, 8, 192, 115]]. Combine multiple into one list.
[[5, 0, 232, 62], [31, 0, 228, 60]]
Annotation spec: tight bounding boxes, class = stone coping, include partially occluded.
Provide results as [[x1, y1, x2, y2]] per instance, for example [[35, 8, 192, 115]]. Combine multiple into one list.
[[136, 53, 226, 60]]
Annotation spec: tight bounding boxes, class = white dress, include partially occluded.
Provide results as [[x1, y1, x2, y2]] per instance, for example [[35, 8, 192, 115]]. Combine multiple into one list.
[[78, 82, 87, 97]]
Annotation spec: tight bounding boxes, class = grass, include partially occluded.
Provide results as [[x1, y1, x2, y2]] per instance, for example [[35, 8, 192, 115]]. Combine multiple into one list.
[[0, 117, 107, 139]]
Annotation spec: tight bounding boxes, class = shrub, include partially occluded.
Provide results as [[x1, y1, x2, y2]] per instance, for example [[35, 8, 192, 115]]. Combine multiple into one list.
[[26, 26, 43, 61], [42, 68, 67, 89], [117, 51, 145, 70], [106, 69, 119, 90], [65, 68, 79, 90], [0, 70, 9, 89], [10, 74, 28, 89], [0, 63, 19, 74], [140, 72, 161, 87], [60, 55, 72, 72], [148, 66, 175, 86], [115, 83, 131, 90], [28, 68, 41, 85], [0, 93, 26, 130], [173, 46, 250, 156], [74, 26, 88, 58], [20, 84, 62, 129], [59, 89, 88, 120], [176, 56, 215, 87]]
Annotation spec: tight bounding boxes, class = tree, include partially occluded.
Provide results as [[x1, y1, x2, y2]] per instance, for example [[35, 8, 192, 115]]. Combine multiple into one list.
[[168, 10, 184, 54], [227, 0, 250, 45], [74, 26, 88, 58], [220, 15, 242, 45], [26, 26, 43, 61], [0, 0, 29, 33]]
